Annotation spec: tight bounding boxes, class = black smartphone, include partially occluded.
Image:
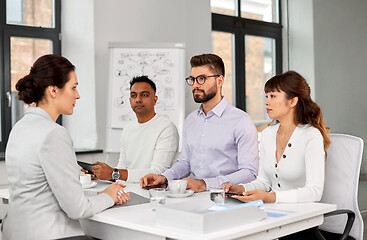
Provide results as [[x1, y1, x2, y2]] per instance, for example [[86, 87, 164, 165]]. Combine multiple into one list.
[[77, 161, 96, 174], [225, 192, 243, 197], [142, 184, 168, 190]]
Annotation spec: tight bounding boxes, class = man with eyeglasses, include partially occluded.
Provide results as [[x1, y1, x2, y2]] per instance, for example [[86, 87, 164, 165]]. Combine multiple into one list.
[[140, 54, 258, 192]]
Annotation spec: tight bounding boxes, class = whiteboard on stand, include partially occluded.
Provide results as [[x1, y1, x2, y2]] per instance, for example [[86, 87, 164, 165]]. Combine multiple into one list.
[[106, 42, 185, 152]]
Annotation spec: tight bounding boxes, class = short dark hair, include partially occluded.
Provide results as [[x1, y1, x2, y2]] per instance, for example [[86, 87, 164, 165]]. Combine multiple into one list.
[[16, 54, 75, 104], [190, 53, 225, 77], [129, 75, 156, 92]]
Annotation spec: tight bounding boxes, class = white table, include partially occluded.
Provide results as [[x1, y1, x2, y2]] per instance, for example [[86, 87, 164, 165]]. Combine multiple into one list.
[[79, 181, 337, 240], [0, 181, 336, 240]]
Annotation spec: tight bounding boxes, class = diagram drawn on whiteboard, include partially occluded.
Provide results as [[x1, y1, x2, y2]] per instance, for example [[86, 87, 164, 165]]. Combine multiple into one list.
[[110, 47, 182, 129]]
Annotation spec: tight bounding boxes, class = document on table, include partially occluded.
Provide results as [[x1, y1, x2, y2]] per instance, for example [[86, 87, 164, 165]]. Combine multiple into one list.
[[264, 207, 295, 218]]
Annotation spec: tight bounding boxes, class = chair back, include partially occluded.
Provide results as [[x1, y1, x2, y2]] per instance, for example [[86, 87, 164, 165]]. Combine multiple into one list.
[[320, 133, 364, 239]]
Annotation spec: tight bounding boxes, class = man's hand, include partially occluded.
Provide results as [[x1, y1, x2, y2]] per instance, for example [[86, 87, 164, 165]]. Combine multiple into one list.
[[92, 162, 113, 180], [183, 178, 206, 192], [223, 183, 245, 195], [140, 173, 167, 187], [80, 169, 97, 179]]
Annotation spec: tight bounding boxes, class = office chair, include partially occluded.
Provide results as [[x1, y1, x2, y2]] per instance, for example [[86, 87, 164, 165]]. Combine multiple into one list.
[[314, 133, 364, 240]]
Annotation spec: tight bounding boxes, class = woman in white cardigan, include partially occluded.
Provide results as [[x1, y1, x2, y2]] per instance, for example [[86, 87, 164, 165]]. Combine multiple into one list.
[[224, 71, 330, 204], [1, 55, 130, 240]]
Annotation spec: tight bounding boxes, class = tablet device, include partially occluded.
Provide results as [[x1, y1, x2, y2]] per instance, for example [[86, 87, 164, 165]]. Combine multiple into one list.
[[77, 161, 96, 174], [114, 192, 150, 208]]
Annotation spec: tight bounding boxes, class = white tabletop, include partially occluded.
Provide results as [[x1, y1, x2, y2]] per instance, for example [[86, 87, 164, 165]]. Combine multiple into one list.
[[0, 181, 337, 240], [80, 181, 337, 240]]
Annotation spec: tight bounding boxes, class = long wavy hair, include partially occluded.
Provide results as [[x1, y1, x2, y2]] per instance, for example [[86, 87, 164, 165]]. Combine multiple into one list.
[[265, 70, 330, 152]]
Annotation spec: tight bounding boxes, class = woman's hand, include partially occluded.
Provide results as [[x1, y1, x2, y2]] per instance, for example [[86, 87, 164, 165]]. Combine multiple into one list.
[[223, 183, 245, 195], [231, 189, 276, 203], [100, 182, 130, 204]]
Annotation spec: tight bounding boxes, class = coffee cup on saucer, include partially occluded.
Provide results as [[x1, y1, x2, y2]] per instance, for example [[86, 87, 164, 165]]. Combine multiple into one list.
[[80, 174, 92, 186], [168, 180, 187, 194]]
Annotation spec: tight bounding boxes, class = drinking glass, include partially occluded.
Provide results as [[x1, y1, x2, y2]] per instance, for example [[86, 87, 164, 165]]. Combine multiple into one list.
[[210, 186, 225, 205], [149, 188, 166, 210]]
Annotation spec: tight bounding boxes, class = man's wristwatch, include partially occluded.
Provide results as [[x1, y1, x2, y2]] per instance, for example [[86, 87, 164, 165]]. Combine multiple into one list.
[[112, 168, 120, 181]]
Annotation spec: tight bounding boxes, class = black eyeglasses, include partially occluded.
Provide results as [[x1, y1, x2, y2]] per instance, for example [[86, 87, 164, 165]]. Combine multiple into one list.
[[185, 75, 220, 86]]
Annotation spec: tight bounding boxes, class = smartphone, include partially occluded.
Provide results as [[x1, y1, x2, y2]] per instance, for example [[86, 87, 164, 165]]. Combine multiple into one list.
[[225, 192, 243, 197], [142, 184, 168, 190], [77, 161, 96, 174]]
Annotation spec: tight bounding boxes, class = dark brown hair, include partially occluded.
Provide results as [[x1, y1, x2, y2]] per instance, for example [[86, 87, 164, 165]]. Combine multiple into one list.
[[16, 54, 75, 104], [190, 53, 225, 77], [265, 70, 330, 151]]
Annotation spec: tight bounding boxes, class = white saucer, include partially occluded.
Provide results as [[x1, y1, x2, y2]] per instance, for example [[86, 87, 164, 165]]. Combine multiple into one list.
[[82, 182, 97, 189], [166, 190, 194, 198]]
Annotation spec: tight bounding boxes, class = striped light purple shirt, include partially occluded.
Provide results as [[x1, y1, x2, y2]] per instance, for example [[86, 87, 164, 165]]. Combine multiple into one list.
[[163, 97, 259, 189]]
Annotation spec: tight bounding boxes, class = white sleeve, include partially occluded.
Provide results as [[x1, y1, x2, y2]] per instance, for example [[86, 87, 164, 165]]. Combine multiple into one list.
[[275, 130, 325, 203], [40, 127, 114, 219], [116, 129, 128, 169], [126, 123, 179, 182]]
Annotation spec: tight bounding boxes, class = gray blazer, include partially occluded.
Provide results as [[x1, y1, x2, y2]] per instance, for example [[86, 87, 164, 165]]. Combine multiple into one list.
[[1, 107, 114, 240]]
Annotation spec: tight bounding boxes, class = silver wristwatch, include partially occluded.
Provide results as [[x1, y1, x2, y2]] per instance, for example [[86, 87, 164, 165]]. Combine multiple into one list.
[[112, 168, 120, 181]]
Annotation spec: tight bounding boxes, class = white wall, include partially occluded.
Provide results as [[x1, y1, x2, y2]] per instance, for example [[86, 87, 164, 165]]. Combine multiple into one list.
[[285, 0, 316, 99], [62, 0, 98, 149], [313, 0, 367, 174]]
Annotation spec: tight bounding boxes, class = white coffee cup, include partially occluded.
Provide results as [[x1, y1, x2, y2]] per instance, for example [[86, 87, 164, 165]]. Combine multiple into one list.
[[80, 174, 91, 186], [168, 180, 187, 194]]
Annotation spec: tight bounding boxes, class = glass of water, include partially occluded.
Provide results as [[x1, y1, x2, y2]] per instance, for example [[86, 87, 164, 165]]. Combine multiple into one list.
[[210, 186, 225, 205], [149, 188, 166, 210]]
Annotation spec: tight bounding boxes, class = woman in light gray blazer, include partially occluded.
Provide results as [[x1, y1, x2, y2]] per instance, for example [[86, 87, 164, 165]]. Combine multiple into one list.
[[1, 54, 130, 240]]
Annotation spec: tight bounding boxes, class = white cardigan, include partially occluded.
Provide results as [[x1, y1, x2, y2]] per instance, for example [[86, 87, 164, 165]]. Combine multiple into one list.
[[241, 124, 325, 203]]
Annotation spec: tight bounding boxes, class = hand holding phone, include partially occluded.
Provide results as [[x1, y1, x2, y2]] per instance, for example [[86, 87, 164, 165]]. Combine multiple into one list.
[[77, 161, 96, 174], [225, 192, 243, 197], [142, 184, 168, 190]]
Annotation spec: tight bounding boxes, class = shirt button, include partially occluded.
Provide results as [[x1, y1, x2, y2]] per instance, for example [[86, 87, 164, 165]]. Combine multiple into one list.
[[202, 134, 205, 137], [275, 174, 278, 178], [283, 154, 286, 158], [278, 183, 281, 188], [275, 163, 278, 168], [205, 119, 208, 122], [288, 143, 292, 147]]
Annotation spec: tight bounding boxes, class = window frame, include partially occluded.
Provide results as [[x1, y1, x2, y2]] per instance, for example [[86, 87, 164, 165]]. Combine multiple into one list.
[[0, 0, 61, 154], [212, 0, 282, 111]]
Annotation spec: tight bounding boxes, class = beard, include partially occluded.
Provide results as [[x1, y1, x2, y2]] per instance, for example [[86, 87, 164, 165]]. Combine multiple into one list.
[[192, 84, 217, 103]]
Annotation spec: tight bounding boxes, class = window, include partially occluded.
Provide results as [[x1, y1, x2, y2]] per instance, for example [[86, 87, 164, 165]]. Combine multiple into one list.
[[0, 0, 61, 153], [211, 0, 282, 126]]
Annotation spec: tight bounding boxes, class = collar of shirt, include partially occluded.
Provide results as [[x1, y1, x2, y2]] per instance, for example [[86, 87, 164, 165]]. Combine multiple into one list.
[[197, 96, 228, 118]]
